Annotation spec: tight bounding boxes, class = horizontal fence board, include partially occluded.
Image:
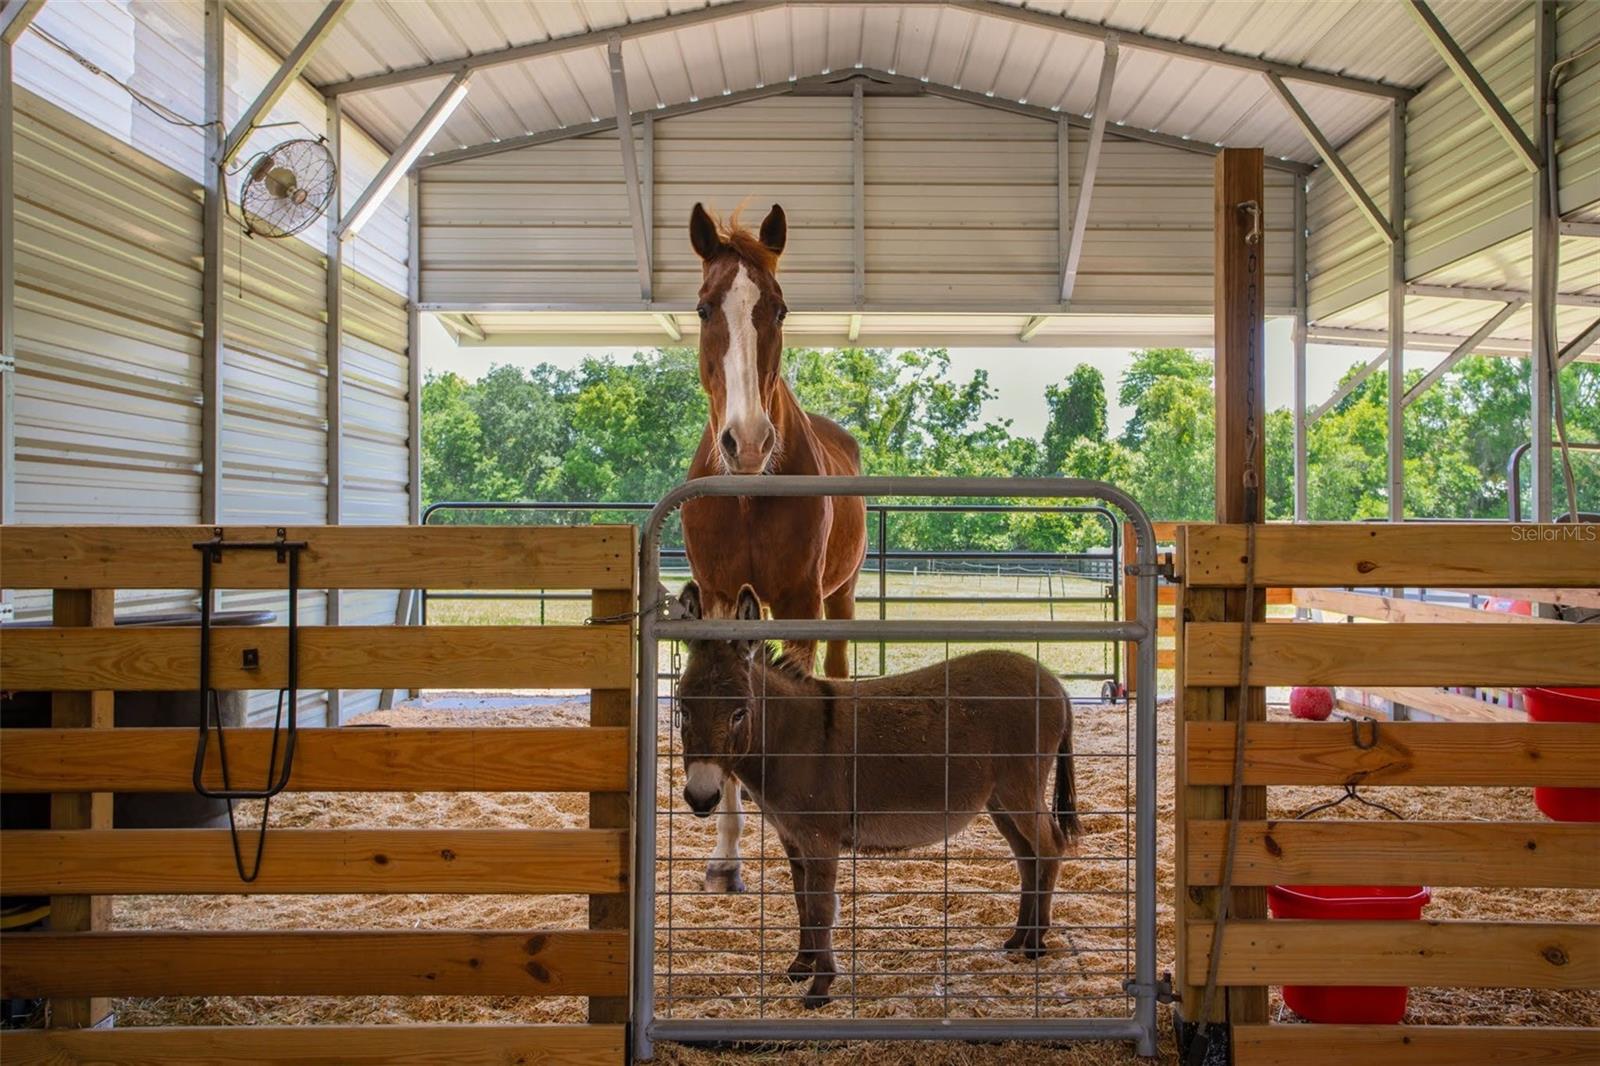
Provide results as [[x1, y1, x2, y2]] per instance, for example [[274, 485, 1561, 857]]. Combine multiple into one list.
[[1233, 1024, 1600, 1066], [1186, 821, 1600, 888], [1453, 587, 1600, 611], [1185, 721, 1600, 786], [1, 525, 634, 590], [1185, 920, 1599, 988], [0, 727, 628, 793], [1159, 586, 1291, 605], [0, 1025, 626, 1066], [1294, 587, 1563, 624], [1184, 623, 1600, 687], [0, 829, 627, 895], [0, 930, 628, 998], [2, 625, 632, 690], [1351, 685, 1524, 723], [1184, 524, 1600, 588]]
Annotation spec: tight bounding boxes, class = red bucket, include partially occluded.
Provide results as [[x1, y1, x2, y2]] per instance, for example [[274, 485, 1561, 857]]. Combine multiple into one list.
[[1267, 884, 1431, 1023], [1525, 687, 1600, 821]]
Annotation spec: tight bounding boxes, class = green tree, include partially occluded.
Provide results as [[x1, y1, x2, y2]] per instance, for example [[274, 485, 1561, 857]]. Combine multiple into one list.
[[1042, 364, 1108, 473]]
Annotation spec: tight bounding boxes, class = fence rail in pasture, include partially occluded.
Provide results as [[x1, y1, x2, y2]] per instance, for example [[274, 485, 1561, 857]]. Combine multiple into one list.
[[0, 525, 636, 1064]]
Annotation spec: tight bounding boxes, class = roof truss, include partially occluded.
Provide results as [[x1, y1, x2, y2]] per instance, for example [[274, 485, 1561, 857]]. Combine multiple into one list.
[[321, 0, 1413, 101]]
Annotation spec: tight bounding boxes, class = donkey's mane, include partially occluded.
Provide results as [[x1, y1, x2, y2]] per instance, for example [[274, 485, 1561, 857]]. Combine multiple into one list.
[[763, 644, 818, 682], [704, 203, 779, 274]]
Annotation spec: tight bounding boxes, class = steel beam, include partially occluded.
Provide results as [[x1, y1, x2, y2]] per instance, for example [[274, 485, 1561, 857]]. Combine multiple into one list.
[[608, 37, 651, 302], [642, 113, 654, 271], [1401, 299, 1524, 407], [1061, 36, 1118, 305], [1387, 99, 1405, 520], [1056, 115, 1070, 300], [847, 313, 862, 341], [1558, 317, 1600, 370], [0, 32, 16, 526], [437, 312, 485, 342], [413, 66, 1315, 175], [339, 70, 470, 239], [1531, 0, 1556, 523], [1403, 0, 1538, 172], [322, 0, 1409, 102], [1560, 220, 1600, 238], [1019, 315, 1048, 342], [221, 0, 351, 166], [652, 312, 681, 342], [1406, 282, 1600, 308], [1309, 350, 1387, 423], [406, 173, 421, 527], [0, 0, 45, 46], [852, 81, 865, 307], [1265, 71, 1396, 246], [200, 0, 225, 524], [1293, 178, 1308, 521], [1305, 324, 1530, 355], [324, 96, 343, 723]]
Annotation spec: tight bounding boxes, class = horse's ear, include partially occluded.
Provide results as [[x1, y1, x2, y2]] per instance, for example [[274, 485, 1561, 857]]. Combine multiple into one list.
[[689, 203, 722, 261], [758, 204, 786, 257], [679, 580, 703, 620]]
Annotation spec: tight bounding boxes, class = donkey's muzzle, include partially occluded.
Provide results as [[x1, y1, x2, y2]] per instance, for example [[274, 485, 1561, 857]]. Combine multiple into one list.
[[685, 788, 721, 817]]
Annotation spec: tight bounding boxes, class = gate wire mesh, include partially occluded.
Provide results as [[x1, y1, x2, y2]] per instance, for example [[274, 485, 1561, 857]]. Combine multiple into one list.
[[655, 642, 1137, 1017], [636, 477, 1160, 1057]]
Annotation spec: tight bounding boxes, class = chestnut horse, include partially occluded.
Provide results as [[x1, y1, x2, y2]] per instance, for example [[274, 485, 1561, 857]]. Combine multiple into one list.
[[680, 202, 867, 892]]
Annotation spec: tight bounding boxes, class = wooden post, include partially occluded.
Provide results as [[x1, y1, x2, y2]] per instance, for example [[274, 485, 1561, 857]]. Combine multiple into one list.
[[1176, 147, 1269, 1057], [587, 526, 636, 1026], [48, 588, 114, 1028]]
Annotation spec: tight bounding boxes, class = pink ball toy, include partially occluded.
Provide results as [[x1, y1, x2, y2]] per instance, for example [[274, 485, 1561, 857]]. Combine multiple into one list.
[[1289, 686, 1335, 721]]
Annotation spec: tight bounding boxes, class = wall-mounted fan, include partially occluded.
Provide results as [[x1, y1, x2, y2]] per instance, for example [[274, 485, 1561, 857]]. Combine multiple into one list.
[[237, 138, 337, 239]]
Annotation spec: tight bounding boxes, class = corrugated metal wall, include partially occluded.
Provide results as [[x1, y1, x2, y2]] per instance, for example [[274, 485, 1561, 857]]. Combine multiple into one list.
[[419, 93, 1296, 315], [1308, 2, 1600, 323]]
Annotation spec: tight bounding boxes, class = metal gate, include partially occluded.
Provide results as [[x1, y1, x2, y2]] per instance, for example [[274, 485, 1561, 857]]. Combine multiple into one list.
[[633, 476, 1161, 1058]]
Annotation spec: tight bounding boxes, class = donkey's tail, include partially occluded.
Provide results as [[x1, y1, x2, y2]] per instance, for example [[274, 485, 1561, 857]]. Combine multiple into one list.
[[1054, 721, 1083, 843]]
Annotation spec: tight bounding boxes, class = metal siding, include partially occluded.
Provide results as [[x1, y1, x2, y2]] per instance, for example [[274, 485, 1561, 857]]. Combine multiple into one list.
[[1556, 0, 1600, 218], [10, 88, 202, 621], [420, 93, 1292, 315], [1306, 108, 1391, 322]]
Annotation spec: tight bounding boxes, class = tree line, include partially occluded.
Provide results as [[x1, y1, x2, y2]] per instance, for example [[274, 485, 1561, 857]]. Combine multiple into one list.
[[423, 346, 1599, 550]]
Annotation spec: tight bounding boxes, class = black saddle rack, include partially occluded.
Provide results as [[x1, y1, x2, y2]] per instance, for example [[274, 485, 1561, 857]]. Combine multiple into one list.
[[192, 527, 308, 881]]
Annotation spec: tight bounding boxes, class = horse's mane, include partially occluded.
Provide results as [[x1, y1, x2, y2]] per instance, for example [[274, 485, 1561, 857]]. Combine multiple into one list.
[[703, 202, 779, 274]]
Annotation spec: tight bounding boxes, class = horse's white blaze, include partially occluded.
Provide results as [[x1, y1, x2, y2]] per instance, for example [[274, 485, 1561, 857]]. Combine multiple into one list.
[[719, 263, 763, 440], [685, 760, 725, 804]]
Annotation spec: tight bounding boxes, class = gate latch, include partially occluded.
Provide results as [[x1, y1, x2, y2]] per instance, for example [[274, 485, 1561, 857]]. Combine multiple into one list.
[[1123, 971, 1178, 1004]]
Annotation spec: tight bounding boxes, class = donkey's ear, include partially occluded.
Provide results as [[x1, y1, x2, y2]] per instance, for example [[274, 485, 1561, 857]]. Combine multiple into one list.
[[689, 203, 722, 261], [679, 580, 703, 620], [735, 584, 762, 622], [758, 204, 786, 256]]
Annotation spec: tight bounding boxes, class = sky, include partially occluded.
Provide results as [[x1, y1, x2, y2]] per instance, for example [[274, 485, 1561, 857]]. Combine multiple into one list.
[[421, 315, 1380, 441]]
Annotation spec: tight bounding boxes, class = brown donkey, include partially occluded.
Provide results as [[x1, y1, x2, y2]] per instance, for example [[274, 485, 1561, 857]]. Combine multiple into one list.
[[676, 581, 1082, 1008]]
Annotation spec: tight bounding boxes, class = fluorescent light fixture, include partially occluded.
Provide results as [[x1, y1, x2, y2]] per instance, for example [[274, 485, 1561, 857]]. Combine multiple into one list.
[[339, 72, 471, 241]]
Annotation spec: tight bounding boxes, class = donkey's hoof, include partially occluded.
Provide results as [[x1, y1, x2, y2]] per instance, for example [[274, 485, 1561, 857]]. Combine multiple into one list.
[[785, 957, 814, 982], [802, 980, 835, 1009], [1005, 932, 1048, 959], [704, 864, 745, 894]]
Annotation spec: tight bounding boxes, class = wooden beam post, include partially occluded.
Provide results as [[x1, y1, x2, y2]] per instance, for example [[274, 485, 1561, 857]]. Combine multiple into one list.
[[587, 526, 636, 1025], [1177, 146, 1269, 1060], [47, 588, 113, 1028]]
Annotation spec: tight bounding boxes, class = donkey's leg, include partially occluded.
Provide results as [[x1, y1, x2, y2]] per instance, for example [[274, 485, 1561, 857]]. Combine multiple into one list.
[[704, 782, 745, 893], [821, 577, 857, 679], [988, 806, 1044, 956], [785, 856, 815, 981], [801, 855, 841, 1008]]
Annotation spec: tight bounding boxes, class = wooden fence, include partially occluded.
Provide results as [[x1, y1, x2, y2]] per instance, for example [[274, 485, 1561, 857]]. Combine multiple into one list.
[[1174, 522, 1600, 1065], [0, 525, 635, 1065]]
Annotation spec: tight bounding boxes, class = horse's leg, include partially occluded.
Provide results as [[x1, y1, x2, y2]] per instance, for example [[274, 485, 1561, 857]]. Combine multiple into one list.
[[801, 855, 841, 1008], [769, 588, 824, 674], [988, 803, 1044, 956], [821, 576, 858, 679], [704, 783, 745, 893]]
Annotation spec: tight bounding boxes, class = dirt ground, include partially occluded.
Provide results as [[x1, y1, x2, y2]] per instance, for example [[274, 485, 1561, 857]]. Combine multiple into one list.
[[113, 692, 1597, 1065]]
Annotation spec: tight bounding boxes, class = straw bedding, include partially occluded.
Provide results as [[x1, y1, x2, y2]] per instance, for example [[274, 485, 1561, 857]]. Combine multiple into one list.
[[112, 694, 1597, 1064]]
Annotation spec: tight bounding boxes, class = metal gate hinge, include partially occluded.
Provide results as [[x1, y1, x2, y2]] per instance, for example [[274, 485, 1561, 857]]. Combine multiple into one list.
[[1123, 972, 1177, 1004], [1123, 553, 1176, 581]]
